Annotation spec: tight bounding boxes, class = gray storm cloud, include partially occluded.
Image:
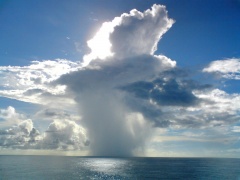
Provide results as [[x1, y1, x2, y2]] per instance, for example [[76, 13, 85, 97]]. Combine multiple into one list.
[[59, 5, 177, 156]]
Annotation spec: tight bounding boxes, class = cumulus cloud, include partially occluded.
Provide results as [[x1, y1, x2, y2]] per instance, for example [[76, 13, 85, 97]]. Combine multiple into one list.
[[0, 119, 40, 148], [83, 4, 174, 65], [38, 120, 88, 150], [0, 106, 88, 150], [110, 5, 174, 59], [0, 118, 88, 150], [203, 58, 240, 79], [0, 106, 26, 128]]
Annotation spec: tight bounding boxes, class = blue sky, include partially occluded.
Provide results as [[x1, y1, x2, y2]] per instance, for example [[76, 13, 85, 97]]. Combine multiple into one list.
[[0, 0, 240, 157], [1, 0, 239, 66], [1, 0, 240, 94]]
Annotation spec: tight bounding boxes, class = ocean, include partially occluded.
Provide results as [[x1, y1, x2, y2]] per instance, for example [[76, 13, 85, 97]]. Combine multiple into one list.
[[0, 156, 239, 179]]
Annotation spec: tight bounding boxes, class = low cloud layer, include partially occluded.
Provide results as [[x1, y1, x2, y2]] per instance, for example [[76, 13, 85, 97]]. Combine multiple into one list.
[[83, 4, 174, 64]]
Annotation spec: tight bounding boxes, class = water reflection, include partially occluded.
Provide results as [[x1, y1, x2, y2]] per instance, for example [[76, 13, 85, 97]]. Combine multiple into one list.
[[1, 156, 240, 179], [78, 158, 132, 179]]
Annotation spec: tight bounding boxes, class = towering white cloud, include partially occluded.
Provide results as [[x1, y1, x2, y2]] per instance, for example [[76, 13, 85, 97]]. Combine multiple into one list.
[[109, 4, 174, 59], [58, 4, 177, 156], [84, 4, 174, 65]]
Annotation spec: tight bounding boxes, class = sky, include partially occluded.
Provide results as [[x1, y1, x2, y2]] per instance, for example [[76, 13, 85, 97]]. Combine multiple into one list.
[[0, 0, 240, 157]]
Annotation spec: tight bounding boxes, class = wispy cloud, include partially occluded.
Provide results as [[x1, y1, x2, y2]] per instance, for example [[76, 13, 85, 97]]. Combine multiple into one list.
[[203, 58, 240, 79], [0, 59, 80, 107]]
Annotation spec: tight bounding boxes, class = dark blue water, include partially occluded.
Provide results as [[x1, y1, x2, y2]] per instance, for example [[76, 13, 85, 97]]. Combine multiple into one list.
[[0, 156, 239, 179]]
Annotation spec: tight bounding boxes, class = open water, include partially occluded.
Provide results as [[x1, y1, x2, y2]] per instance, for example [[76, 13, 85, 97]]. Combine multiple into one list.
[[0, 156, 240, 179]]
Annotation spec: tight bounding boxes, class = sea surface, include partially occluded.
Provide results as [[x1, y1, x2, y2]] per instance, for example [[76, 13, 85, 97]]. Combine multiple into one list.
[[0, 156, 240, 179]]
